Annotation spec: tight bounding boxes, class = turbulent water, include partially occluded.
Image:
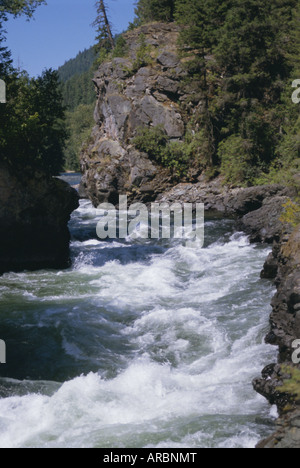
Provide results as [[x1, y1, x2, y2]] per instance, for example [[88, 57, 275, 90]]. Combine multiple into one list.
[[0, 188, 278, 448]]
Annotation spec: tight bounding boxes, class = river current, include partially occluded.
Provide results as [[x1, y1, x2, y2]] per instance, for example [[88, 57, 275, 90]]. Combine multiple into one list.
[[0, 176, 277, 448]]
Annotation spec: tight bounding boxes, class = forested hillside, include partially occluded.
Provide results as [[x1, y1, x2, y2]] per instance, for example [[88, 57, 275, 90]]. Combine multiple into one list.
[[57, 48, 96, 171], [58, 48, 96, 110], [58, 47, 95, 83]]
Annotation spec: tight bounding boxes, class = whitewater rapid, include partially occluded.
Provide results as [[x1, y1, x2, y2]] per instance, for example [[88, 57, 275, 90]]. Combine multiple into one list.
[[0, 199, 277, 448]]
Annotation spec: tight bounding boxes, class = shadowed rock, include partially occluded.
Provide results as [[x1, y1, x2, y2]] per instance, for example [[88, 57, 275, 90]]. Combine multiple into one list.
[[0, 164, 79, 274]]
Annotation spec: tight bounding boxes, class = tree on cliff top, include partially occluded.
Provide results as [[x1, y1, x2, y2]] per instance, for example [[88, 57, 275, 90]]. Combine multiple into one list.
[[134, 0, 175, 24], [93, 0, 114, 53]]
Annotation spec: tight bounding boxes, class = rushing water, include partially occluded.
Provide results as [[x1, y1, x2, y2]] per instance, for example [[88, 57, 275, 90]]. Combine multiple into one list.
[[0, 191, 278, 448]]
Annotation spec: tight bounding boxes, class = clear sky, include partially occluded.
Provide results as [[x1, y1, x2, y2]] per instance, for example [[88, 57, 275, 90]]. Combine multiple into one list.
[[5, 0, 136, 77]]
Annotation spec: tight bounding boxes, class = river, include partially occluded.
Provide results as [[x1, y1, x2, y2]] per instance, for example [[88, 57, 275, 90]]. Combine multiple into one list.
[[0, 176, 278, 448]]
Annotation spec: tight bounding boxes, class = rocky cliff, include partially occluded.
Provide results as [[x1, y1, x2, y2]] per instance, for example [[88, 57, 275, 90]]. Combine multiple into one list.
[[0, 164, 79, 274], [80, 23, 189, 206]]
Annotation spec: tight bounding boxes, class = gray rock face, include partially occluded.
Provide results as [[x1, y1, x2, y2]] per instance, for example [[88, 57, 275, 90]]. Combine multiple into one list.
[[257, 411, 300, 449], [253, 224, 300, 448], [240, 195, 290, 243], [0, 164, 79, 274], [81, 23, 186, 207], [157, 179, 293, 243]]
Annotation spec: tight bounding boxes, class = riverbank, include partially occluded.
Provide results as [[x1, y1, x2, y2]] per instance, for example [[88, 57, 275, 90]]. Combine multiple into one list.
[[253, 223, 300, 448]]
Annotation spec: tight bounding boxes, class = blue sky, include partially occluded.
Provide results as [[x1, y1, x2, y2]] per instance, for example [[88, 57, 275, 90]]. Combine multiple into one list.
[[5, 0, 136, 77]]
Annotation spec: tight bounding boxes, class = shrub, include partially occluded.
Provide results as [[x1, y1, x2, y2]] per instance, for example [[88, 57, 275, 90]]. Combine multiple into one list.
[[218, 134, 259, 186], [132, 34, 152, 72], [133, 125, 208, 177]]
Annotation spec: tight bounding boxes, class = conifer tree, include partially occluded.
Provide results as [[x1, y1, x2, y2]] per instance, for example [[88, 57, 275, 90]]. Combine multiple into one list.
[[93, 0, 114, 52], [134, 0, 175, 24]]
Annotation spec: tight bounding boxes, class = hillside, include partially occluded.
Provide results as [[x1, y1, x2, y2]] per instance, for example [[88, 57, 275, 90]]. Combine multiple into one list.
[[57, 47, 96, 171], [57, 47, 95, 83], [58, 47, 96, 111]]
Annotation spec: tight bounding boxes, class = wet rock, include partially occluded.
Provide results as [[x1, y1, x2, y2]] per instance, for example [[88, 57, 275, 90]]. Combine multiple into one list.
[[0, 164, 79, 274], [261, 252, 279, 279], [240, 196, 290, 243], [253, 223, 300, 448], [257, 411, 300, 448], [253, 364, 292, 413]]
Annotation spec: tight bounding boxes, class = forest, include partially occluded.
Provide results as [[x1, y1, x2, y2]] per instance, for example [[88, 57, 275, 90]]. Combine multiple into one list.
[[129, 0, 300, 186]]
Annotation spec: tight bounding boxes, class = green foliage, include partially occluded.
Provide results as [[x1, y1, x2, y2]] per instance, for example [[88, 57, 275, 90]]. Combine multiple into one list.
[[0, 1, 68, 177], [57, 48, 96, 83], [218, 135, 256, 186], [93, 0, 114, 57], [280, 366, 300, 404], [132, 33, 152, 71], [0, 69, 66, 175], [56, 47, 99, 172], [60, 69, 95, 111], [0, 0, 46, 18], [112, 35, 128, 59], [280, 199, 300, 228], [133, 125, 207, 177], [63, 104, 94, 172], [133, 125, 168, 159], [134, 0, 175, 24], [0, 14, 12, 76], [173, 0, 300, 186]]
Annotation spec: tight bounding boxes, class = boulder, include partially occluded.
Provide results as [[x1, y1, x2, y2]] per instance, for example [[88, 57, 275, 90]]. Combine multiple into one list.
[[0, 164, 79, 274], [240, 196, 290, 243]]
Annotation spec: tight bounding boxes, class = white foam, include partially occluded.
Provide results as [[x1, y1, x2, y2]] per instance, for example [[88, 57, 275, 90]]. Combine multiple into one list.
[[0, 200, 277, 448]]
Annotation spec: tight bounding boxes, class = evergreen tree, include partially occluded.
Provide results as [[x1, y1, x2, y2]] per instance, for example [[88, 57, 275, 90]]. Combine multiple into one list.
[[0, 69, 66, 175], [175, 0, 229, 165], [134, 0, 175, 24], [93, 0, 114, 53], [0, 12, 13, 77], [0, 0, 67, 175], [57, 47, 96, 83]]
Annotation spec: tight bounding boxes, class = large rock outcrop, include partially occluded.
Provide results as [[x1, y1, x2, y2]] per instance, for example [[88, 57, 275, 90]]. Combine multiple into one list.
[[0, 164, 79, 274], [156, 178, 294, 243], [80, 23, 188, 207]]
